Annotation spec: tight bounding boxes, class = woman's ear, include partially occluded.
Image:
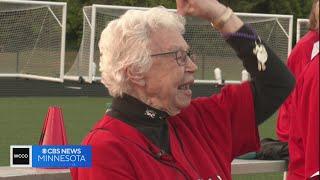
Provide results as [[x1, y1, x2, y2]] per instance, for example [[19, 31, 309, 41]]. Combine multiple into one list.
[[126, 67, 146, 87]]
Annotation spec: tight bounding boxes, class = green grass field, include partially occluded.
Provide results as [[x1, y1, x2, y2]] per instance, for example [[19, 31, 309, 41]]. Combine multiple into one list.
[[0, 97, 283, 179]]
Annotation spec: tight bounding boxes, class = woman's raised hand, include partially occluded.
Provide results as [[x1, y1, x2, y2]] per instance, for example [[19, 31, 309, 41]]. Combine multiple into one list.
[[176, 0, 224, 21]]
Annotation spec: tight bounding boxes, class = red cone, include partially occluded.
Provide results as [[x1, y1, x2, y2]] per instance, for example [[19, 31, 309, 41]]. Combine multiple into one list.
[[39, 106, 68, 145]]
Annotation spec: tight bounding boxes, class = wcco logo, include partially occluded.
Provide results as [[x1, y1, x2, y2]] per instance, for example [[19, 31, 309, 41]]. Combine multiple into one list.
[[13, 154, 29, 158], [10, 145, 32, 167]]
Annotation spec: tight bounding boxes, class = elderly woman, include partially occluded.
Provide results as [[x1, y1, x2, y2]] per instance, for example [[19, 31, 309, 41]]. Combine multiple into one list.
[[71, 0, 294, 179]]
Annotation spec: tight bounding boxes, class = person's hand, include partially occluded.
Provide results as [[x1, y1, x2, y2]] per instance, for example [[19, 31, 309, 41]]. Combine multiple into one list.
[[176, 0, 226, 21], [176, 0, 244, 33]]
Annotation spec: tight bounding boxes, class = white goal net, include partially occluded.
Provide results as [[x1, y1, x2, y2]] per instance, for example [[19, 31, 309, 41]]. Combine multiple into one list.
[[67, 5, 293, 83], [0, 0, 66, 82], [296, 19, 309, 43]]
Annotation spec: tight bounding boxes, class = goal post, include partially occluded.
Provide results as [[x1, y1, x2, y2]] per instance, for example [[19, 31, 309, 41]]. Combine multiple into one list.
[[296, 19, 309, 43], [0, 0, 66, 82], [64, 6, 94, 82], [67, 5, 293, 83]]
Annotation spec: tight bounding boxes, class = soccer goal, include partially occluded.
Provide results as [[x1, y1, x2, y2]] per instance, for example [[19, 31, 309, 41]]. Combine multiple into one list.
[[296, 19, 309, 43], [0, 0, 67, 82], [66, 5, 293, 83]]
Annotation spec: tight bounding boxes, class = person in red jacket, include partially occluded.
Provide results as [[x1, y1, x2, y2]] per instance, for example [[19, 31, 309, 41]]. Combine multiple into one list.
[[71, 0, 294, 179], [277, 0, 319, 143], [287, 1, 319, 179], [287, 56, 319, 180]]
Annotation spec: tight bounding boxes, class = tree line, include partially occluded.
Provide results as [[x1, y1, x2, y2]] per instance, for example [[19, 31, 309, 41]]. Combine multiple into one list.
[[50, 0, 313, 49]]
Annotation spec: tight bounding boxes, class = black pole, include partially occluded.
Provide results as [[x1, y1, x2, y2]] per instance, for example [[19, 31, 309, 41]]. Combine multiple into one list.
[[16, 51, 19, 73], [201, 54, 205, 79]]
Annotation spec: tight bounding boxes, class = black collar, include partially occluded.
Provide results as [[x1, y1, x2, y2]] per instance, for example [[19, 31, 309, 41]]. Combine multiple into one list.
[[108, 94, 169, 126], [106, 94, 171, 152]]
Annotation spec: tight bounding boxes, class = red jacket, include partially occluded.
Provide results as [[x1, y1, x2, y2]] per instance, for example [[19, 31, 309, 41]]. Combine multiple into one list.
[[277, 31, 319, 142], [287, 56, 319, 180], [71, 82, 260, 180]]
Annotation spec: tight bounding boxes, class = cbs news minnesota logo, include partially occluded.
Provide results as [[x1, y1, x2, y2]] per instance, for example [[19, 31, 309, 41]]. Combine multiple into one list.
[[10, 145, 91, 168], [10, 145, 32, 167]]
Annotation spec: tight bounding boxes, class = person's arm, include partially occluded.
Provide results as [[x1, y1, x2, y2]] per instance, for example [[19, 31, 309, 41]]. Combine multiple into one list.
[[176, 0, 295, 124], [225, 25, 295, 124]]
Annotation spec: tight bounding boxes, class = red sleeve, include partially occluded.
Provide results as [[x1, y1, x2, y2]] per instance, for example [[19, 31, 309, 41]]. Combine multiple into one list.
[[189, 82, 260, 160], [71, 131, 136, 180], [286, 43, 303, 78], [276, 95, 292, 142], [223, 82, 260, 158]]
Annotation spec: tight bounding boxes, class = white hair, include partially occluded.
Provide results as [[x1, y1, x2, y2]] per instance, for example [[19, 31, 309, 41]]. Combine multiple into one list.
[[99, 6, 185, 97]]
